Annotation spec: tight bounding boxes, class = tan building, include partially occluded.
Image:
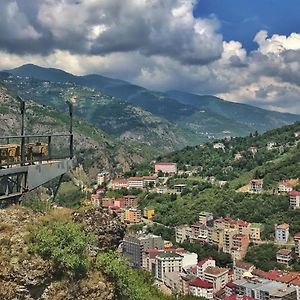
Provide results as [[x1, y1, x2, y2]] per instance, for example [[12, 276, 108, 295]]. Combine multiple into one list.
[[204, 267, 229, 292], [122, 208, 141, 223], [110, 178, 128, 190], [231, 234, 250, 261], [250, 179, 263, 193], [276, 249, 292, 265], [233, 261, 255, 281], [143, 208, 155, 220], [250, 223, 263, 242], [128, 177, 145, 189], [289, 191, 300, 209], [199, 211, 214, 225], [295, 232, 300, 258], [175, 225, 192, 244]]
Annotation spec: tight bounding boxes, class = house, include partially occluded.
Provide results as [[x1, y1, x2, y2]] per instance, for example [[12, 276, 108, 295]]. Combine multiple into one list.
[[275, 223, 290, 244], [278, 180, 294, 193], [197, 257, 216, 279], [213, 143, 225, 150], [249, 223, 263, 243], [295, 232, 300, 258], [154, 162, 177, 174], [122, 208, 142, 223], [143, 208, 155, 220], [128, 177, 144, 189], [175, 225, 192, 244], [249, 179, 263, 193], [289, 191, 300, 209], [109, 178, 128, 190], [174, 184, 187, 193], [294, 131, 300, 138], [204, 267, 230, 292], [248, 147, 258, 156], [234, 153, 243, 161], [143, 176, 157, 187], [234, 261, 255, 281], [189, 278, 214, 299], [267, 142, 276, 150], [155, 252, 183, 282], [276, 249, 292, 265]]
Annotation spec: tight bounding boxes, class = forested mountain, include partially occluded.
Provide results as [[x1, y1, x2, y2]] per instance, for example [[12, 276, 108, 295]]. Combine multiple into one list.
[[5, 64, 300, 145], [0, 82, 145, 174]]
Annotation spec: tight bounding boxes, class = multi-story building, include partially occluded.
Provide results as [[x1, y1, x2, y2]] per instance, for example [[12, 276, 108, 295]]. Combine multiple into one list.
[[128, 177, 145, 189], [122, 195, 138, 208], [295, 232, 300, 258], [208, 226, 224, 249], [143, 176, 157, 187], [196, 257, 216, 279], [122, 234, 164, 268], [199, 211, 214, 226], [276, 249, 292, 265], [191, 222, 209, 243], [223, 227, 239, 254], [234, 261, 255, 281], [275, 223, 290, 244], [175, 225, 192, 244], [250, 223, 263, 243], [155, 252, 183, 282], [97, 171, 110, 186], [249, 179, 263, 193], [204, 267, 229, 292], [109, 178, 128, 190], [289, 191, 300, 209], [231, 234, 250, 261], [154, 162, 177, 174], [189, 278, 214, 299], [122, 208, 141, 223], [101, 197, 114, 208]]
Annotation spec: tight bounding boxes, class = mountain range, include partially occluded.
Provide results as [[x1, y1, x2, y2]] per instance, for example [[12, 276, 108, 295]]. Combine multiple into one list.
[[2, 64, 300, 152]]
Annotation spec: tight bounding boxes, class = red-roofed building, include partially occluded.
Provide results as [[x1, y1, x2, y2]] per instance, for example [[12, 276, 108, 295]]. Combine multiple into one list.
[[278, 180, 294, 193], [289, 191, 300, 209], [102, 197, 114, 208], [197, 257, 216, 279], [189, 278, 214, 299], [154, 162, 177, 174]]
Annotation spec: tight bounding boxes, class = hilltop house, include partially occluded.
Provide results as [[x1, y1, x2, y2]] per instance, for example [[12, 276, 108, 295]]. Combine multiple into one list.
[[249, 179, 263, 193]]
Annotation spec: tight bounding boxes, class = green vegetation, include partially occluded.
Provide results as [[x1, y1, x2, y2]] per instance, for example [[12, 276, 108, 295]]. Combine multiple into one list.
[[56, 182, 85, 208], [245, 244, 283, 271], [30, 218, 92, 277], [97, 252, 203, 300]]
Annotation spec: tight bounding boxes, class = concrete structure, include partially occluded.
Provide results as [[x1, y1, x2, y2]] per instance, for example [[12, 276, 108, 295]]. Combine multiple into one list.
[[174, 184, 187, 193], [250, 223, 263, 243], [143, 208, 155, 220], [191, 222, 209, 243], [289, 191, 300, 209], [250, 179, 263, 193], [189, 278, 214, 299], [122, 208, 141, 223], [204, 267, 229, 292], [275, 223, 290, 244], [197, 257, 216, 279], [180, 252, 198, 268], [164, 272, 182, 293], [231, 234, 250, 261], [276, 249, 292, 265], [267, 142, 276, 150], [154, 162, 177, 174], [295, 232, 300, 258], [175, 225, 192, 244], [199, 211, 214, 226], [155, 252, 183, 282], [97, 171, 110, 186], [234, 261, 255, 281], [278, 180, 294, 193], [234, 278, 296, 300], [122, 234, 164, 268], [110, 178, 128, 190], [128, 177, 145, 189]]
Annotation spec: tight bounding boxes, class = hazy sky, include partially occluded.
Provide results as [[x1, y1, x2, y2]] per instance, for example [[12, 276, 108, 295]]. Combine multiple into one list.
[[0, 0, 300, 114]]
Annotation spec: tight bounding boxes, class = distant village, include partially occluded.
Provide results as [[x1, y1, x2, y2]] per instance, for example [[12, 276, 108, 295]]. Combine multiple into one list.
[[82, 131, 300, 300]]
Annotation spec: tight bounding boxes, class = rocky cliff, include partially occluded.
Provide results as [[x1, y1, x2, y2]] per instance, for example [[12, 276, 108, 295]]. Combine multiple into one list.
[[0, 206, 125, 300]]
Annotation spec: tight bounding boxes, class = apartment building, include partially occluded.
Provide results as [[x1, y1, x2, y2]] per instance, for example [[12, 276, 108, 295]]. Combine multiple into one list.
[[234, 261, 255, 281], [276, 249, 292, 265], [143, 208, 155, 220], [250, 223, 263, 243], [109, 178, 128, 190], [197, 257, 216, 279], [199, 211, 214, 226], [97, 171, 110, 186], [295, 232, 300, 258], [204, 267, 229, 292], [275, 223, 290, 244], [289, 191, 300, 209], [128, 177, 145, 189], [231, 234, 250, 261], [122, 208, 141, 223], [278, 180, 294, 193], [155, 252, 183, 282], [249, 179, 263, 193], [122, 234, 164, 267], [191, 222, 209, 243], [175, 225, 192, 244], [189, 278, 214, 299]]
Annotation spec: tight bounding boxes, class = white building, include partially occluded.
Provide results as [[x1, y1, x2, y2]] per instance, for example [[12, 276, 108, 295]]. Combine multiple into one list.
[[97, 171, 110, 186], [276, 249, 292, 265], [196, 258, 216, 279], [179, 252, 198, 268], [155, 252, 183, 282], [189, 278, 214, 299], [290, 191, 300, 209], [275, 223, 289, 244], [128, 177, 144, 189], [204, 267, 229, 292]]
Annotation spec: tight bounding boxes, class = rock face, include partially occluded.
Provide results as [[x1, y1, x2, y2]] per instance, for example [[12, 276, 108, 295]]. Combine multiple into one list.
[[0, 206, 125, 300], [73, 207, 126, 253]]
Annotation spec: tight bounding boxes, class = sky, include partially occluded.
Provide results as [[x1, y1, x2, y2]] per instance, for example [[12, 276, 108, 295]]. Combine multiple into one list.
[[0, 0, 300, 114]]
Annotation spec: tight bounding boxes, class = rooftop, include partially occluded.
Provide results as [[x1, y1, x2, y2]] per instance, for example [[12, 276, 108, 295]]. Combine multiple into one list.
[[250, 223, 263, 228], [155, 162, 177, 165], [197, 257, 214, 267], [205, 267, 229, 276], [189, 278, 213, 289], [235, 261, 254, 270], [277, 249, 292, 256], [157, 252, 182, 259], [289, 190, 300, 196], [276, 223, 289, 230]]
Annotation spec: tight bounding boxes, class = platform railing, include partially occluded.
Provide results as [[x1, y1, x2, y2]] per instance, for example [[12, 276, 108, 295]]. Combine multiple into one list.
[[0, 133, 73, 168]]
